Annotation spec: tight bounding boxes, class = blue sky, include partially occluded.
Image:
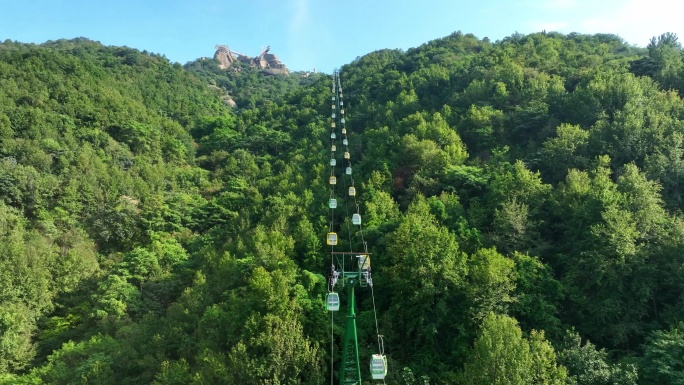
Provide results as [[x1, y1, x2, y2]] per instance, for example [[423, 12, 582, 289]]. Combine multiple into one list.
[[1, 0, 682, 73]]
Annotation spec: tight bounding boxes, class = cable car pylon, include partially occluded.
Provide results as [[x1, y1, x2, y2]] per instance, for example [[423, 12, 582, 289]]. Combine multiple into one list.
[[325, 69, 387, 384]]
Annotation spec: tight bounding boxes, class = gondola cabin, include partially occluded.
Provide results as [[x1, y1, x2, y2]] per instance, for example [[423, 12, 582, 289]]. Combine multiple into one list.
[[340, 101, 344, 106], [370, 355, 387, 380], [341, 118, 346, 124], [332, 105, 336, 109], [352, 213, 361, 225], [332, 113, 336, 118], [344, 152, 350, 160], [330, 159, 336, 166], [346, 167, 352, 175], [343, 139, 348, 146], [325, 292, 340, 311], [329, 198, 337, 208], [329, 176, 337, 185], [331, 96, 335, 101], [342, 128, 346, 134], [327, 232, 338, 245], [331, 122, 336, 128], [331, 132, 336, 139], [349, 186, 356, 196], [357, 255, 370, 270], [331, 144, 337, 152], [341, 109, 345, 115]]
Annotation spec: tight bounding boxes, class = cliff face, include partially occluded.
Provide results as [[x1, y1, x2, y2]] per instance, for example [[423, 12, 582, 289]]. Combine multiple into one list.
[[214, 45, 235, 69], [213, 45, 289, 74]]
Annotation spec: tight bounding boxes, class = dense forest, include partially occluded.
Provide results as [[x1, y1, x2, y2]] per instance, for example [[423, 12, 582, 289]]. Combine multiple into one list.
[[0, 31, 683, 384]]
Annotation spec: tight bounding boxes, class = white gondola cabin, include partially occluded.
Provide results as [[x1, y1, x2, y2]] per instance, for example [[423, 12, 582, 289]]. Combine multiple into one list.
[[327, 232, 338, 245], [329, 198, 337, 208], [332, 113, 336, 118], [344, 152, 350, 160], [340, 101, 344, 106], [331, 144, 337, 152], [349, 186, 356, 196], [329, 176, 337, 185], [346, 167, 352, 175], [331, 96, 335, 101], [343, 139, 348, 146], [331, 132, 336, 139], [331, 122, 336, 128], [352, 213, 361, 225], [332, 105, 336, 109], [342, 128, 346, 134], [330, 159, 336, 166], [341, 118, 346, 124], [341, 109, 345, 115], [370, 355, 387, 380], [325, 292, 340, 311]]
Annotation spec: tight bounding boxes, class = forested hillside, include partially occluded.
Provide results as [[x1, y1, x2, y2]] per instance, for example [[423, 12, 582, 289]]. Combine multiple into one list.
[[0, 31, 683, 384]]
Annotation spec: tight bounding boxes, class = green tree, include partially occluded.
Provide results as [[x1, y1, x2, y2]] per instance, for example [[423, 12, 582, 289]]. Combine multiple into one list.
[[460, 313, 567, 385]]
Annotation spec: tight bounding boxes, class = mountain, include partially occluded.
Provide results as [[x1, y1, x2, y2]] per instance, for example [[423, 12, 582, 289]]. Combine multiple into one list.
[[1, 31, 684, 384]]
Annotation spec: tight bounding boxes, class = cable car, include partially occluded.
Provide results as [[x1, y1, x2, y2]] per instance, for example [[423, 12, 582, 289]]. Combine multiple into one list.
[[331, 132, 336, 139], [370, 355, 387, 380], [343, 139, 348, 146], [341, 118, 346, 124], [331, 96, 335, 101], [341, 109, 345, 115], [332, 105, 336, 109], [331, 144, 337, 152], [330, 159, 336, 166], [325, 292, 340, 311], [340, 101, 344, 106], [357, 255, 370, 270], [346, 167, 352, 175], [331, 122, 336, 128], [329, 176, 337, 185], [332, 113, 336, 118], [329, 198, 337, 208], [327, 232, 338, 245], [342, 128, 346, 134], [344, 152, 350, 160], [339, 93, 343, 98], [352, 213, 361, 225], [349, 186, 356, 196]]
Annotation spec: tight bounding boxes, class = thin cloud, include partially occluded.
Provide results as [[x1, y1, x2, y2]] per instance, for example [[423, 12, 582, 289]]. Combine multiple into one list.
[[532, 21, 570, 32], [580, 0, 684, 45]]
